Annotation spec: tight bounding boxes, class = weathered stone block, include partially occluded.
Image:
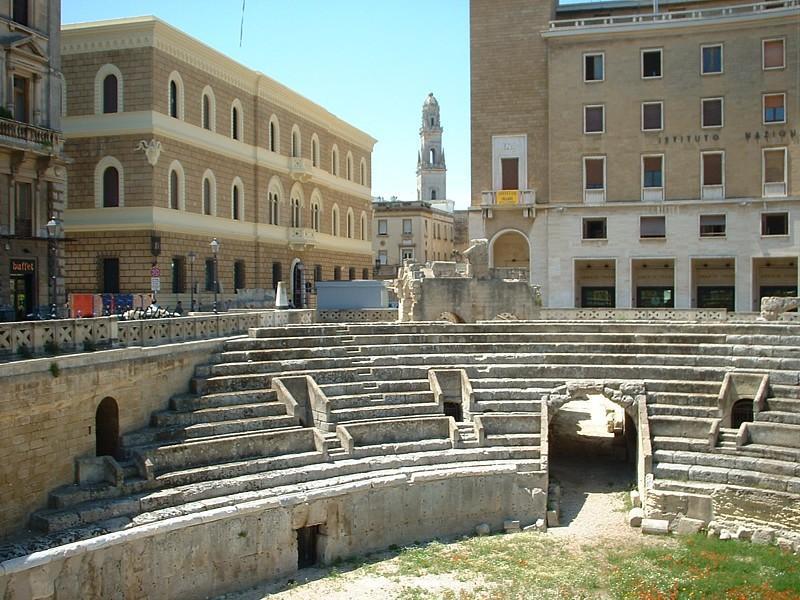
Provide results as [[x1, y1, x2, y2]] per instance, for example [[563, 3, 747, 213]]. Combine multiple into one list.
[[641, 519, 670, 535], [672, 516, 705, 536], [627, 507, 644, 527], [752, 528, 776, 545], [475, 523, 490, 536]]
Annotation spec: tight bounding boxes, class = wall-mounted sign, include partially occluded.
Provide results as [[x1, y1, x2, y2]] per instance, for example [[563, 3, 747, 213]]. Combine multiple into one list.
[[496, 190, 519, 205], [745, 129, 797, 143], [10, 259, 35, 274], [656, 129, 798, 145]]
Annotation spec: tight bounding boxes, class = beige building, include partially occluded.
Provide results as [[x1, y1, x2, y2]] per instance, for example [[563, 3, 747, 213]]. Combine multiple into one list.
[[372, 199, 455, 279], [471, 0, 799, 311], [0, 0, 67, 320], [61, 17, 375, 310]]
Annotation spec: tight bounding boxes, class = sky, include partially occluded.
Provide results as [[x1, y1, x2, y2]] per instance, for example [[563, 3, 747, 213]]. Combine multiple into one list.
[[62, 1, 598, 210]]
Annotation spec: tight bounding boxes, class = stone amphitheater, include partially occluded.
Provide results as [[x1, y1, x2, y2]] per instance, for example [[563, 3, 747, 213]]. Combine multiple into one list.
[[2, 316, 800, 598]]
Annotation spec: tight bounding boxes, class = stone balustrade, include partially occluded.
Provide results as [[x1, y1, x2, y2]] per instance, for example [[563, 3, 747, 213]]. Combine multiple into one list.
[[0, 309, 314, 359]]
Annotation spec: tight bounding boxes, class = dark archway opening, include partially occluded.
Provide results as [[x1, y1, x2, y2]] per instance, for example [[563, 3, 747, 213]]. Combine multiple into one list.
[[443, 400, 463, 422], [731, 399, 754, 429], [296, 525, 320, 569], [548, 396, 637, 527], [96, 397, 120, 458]]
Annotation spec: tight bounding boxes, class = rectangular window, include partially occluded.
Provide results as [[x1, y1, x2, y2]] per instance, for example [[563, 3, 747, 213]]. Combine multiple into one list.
[[584, 157, 605, 203], [697, 287, 735, 311], [584, 105, 604, 134], [12, 0, 28, 26], [700, 214, 726, 237], [102, 258, 120, 294], [271, 261, 282, 291], [401, 248, 414, 261], [171, 257, 185, 294], [701, 98, 723, 128], [763, 93, 786, 124], [641, 49, 662, 78], [701, 151, 724, 200], [314, 264, 322, 284], [642, 155, 663, 189], [763, 38, 785, 70], [14, 182, 32, 237], [378, 250, 388, 265], [637, 287, 674, 308], [234, 260, 245, 291], [640, 215, 665, 238], [761, 212, 788, 236], [641, 102, 663, 131], [12, 76, 29, 123], [763, 148, 787, 197], [701, 44, 723, 75], [581, 287, 615, 308], [582, 217, 607, 240], [377, 219, 387, 235], [584, 53, 604, 82], [402, 219, 412, 235], [501, 157, 519, 190]]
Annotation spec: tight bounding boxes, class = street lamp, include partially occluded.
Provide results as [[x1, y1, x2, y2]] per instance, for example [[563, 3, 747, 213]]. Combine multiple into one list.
[[210, 238, 220, 314], [187, 250, 197, 312], [46, 216, 60, 319]]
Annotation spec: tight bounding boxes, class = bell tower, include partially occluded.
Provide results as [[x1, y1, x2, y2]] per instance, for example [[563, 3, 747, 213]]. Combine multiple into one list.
[[416, 92, 446, 202]]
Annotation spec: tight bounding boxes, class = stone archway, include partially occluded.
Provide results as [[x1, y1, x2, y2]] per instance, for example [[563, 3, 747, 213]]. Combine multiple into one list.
[[96, 397, 119, 458], [290, 259, 305, 308], [489, 229, 530, 269]]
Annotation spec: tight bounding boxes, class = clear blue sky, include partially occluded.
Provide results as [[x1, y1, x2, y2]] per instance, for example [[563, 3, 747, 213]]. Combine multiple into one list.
[[63, 1, 598, 209]]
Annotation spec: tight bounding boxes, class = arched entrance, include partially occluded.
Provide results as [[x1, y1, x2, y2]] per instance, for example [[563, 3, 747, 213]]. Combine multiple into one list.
[[489, 229, 530, 276], [731, 399, 754, 429], [290, 259, 305, 308], [96, 397, 119, 458]]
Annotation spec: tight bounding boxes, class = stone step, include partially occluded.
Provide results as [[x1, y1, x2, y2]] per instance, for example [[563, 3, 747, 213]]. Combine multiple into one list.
[[192, 373, 272, 396], [647, 404, 718, 418], [653, 461, 798, 493], [329, 391, 434, 409], [653, 449, 800, 478], [646, 391, 719, 406], [756, 411, 800, 426], [483, 433, 541, 448], [30, 496, 141, 534], [474, 399, 542, 413], [122, 415, 299, 448], [170, 389, 278, 411], [332, 402, 442, 422], [648, 415, 716, 439], [764, 397, 800, 412], [651, 436, 711, 452], [152, 401, 288, 427], [47, 476, 151, 511], [320, 379, 430, 396], [472, 388, 546, 400]]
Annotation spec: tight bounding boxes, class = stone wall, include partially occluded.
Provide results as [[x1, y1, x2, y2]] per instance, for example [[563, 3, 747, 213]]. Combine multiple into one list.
[[0, 467, 546, 599], [0, 340, 222, 538]]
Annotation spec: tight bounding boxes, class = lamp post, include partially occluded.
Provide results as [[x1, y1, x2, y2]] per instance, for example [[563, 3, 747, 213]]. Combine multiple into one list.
[[210, 238, 219, 314], [45, 216, 60, 319], [187, 250, 196, 312]]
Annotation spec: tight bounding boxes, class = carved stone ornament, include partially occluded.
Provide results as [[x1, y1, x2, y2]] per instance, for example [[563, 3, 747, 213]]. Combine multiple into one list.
[[135, 139, 163, 166]]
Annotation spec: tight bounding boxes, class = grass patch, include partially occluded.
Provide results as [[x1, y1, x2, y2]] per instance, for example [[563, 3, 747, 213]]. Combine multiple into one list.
[[608, 534, 800, 599]]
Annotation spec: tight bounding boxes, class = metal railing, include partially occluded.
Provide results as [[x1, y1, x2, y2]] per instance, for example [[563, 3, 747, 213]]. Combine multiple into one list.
[[549, 0, 799, 30]]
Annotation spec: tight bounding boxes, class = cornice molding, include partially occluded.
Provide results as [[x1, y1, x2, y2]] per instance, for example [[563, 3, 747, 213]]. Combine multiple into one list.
[[62, 17, 377, 151]]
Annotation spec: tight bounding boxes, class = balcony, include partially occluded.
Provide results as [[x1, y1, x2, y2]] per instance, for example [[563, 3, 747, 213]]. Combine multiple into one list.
[[288, 227, 316, 250], [763, 182, 787, 198], [289, 157, 312, 183], [584, 189, 606, 205], [548, 0, 799, 32], [0, 117, 62, 155], [642, 187, 664, 202], [480, 189, 536, 218], [701, 185, 725, 201]]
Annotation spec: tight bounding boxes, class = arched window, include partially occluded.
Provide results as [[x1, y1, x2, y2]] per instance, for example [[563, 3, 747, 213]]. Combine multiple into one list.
[[102, 74, 118, 113], [103, 167, 119, 207], [331, 145, 339, 176], [268, 177, 282, 225], [167, 160, 185, 210], [169, 169, 179, 209], [346, 152, 354, 181], [94, 64, 123, 115], [431, 189, 437, 200], [429, 148, 436, 164], [96, 397, 119, 458], [201, 169, 216, 216], [346, 209, 354, 238], [360, 158, 367, 186], [311, 134, 320, 167], [269, 193, 279, 224], [348, 267, 356, 280], [360, 212, 368, 240], [291, 197, 301, 227], [332, 205, 340, 236], [201, 86, 216, 131], [312, 202, 321, 232], [169, 80, 178, 118], [333, 266, 342, 280], [291, 125, 301, 158], [362, 268, 370, 280], [269, 115, 279, 152], [231, 100, 243, 141], [167, 71, 184, 119], [231, 178, 244, 220], [94, 156, 125, 208]]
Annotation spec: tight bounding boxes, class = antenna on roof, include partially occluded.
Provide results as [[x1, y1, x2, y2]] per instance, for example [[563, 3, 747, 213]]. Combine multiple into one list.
[[239, 0, 246, 46]]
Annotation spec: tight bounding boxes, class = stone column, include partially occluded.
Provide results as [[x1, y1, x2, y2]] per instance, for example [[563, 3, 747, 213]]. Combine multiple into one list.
[[616, 256, 632, 308], [674, 256, 691, 309], [735, 255, 753, 313]]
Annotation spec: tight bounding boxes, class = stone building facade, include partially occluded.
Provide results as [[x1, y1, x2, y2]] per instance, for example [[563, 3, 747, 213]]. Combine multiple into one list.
[[61, 17, 375, 310], [372, 199, 455, 279], [0, 0, 67, 321], [470, 0, 799, 311]]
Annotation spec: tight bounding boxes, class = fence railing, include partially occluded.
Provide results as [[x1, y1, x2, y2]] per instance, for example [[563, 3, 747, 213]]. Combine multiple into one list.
[[0, 309, 314, 359], [318, 308, 399, 323]]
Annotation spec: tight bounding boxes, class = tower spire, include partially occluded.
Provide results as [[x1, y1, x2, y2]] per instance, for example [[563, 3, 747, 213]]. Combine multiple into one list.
[[416, 93, 446, 202]]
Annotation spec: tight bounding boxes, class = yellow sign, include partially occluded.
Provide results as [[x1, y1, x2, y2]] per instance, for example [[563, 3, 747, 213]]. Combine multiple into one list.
[[496, 190, 519, 205]]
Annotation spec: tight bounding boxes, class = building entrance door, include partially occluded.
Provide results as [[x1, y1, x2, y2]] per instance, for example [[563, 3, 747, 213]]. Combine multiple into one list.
[[11, 272, 35, 320], [292, 261, 304, 308]]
